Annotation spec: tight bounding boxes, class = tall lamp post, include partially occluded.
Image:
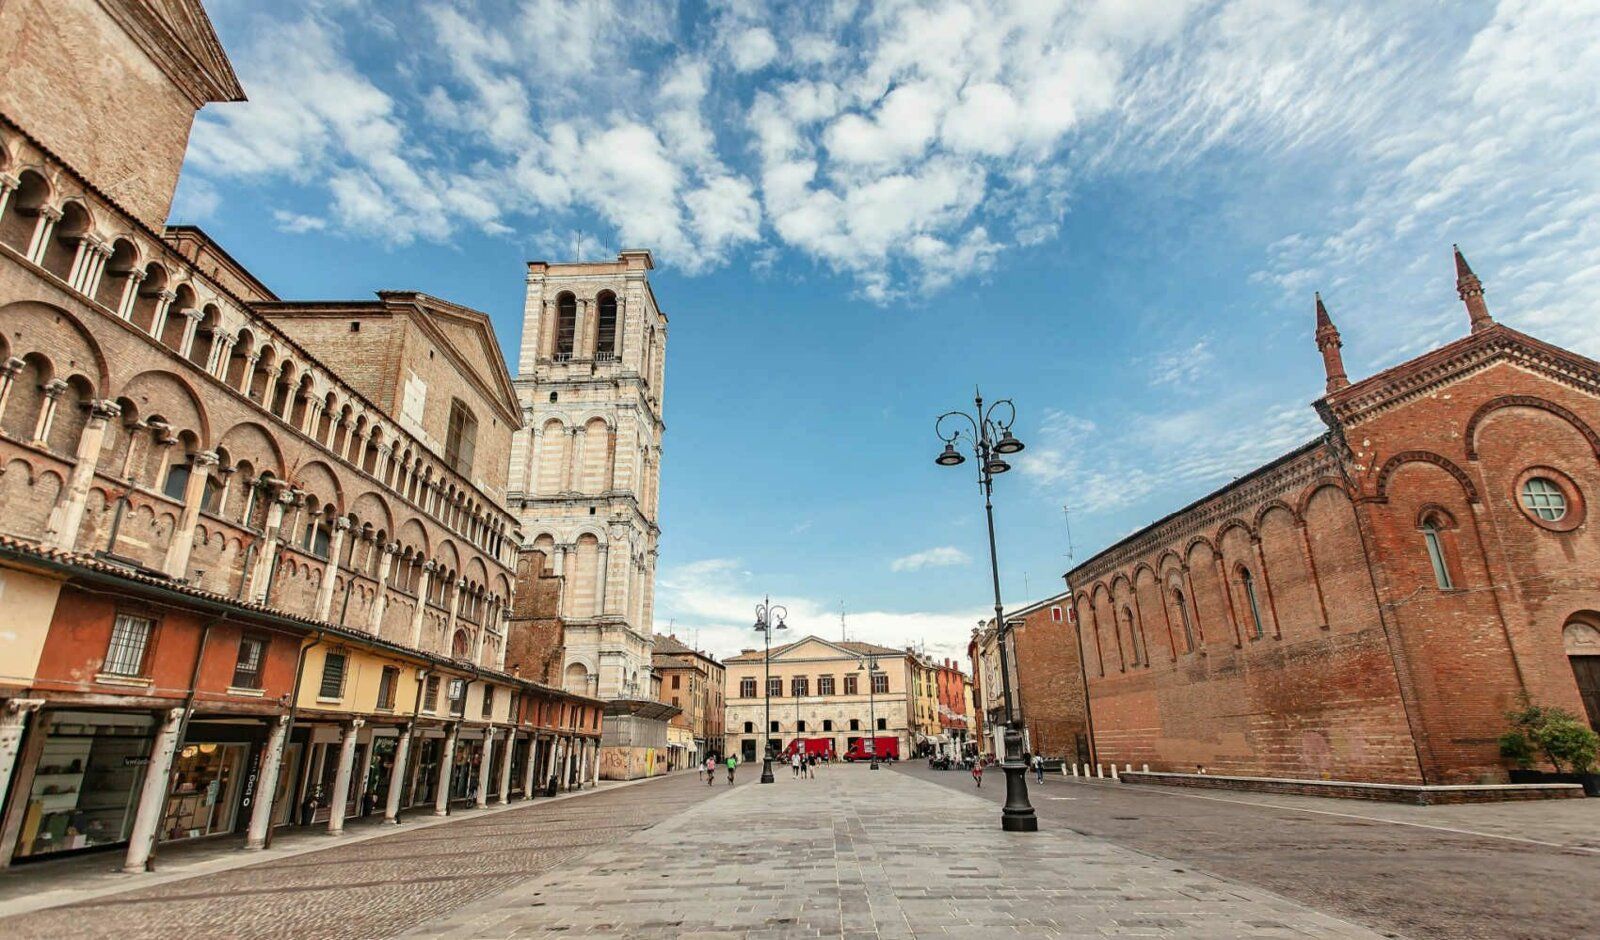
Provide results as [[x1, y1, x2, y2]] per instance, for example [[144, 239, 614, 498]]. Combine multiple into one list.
[[856, 654, 884, 769], [934, 390, 1039, 833], [754, 597, 787, 784]]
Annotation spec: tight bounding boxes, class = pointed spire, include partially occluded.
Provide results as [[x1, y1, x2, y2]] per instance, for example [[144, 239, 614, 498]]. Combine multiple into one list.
[[1454, 244, 1493, 333], [1314, 292, 1349, 394]]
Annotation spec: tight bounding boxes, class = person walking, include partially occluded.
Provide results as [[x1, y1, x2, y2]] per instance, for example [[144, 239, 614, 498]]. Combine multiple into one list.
[[1032, 753, 1045, 783], [805, 753, 816, 779], [791, 750, 801, 778], [704, 755, 716, 786], [971, 759, 984, 788], [725, 753, 738, 785]]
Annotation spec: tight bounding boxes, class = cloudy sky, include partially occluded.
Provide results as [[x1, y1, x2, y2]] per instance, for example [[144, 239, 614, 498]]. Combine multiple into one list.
[[177, 0, 1600, 662]]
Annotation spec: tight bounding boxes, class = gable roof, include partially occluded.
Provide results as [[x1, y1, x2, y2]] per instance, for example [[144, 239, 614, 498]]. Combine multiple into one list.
[[723, 635, 903, 664], [379, 292, 522, 428], [105, 0, 246, 105]]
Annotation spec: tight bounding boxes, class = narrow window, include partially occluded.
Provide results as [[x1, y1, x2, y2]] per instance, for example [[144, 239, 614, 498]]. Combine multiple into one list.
[[596, 292, 618, 360], [1174, 588, 1195, 651], [768, 676, 782, 697], [482, 684, 495, 718], [844, 674, 858, 695], [377, 666, 399, 710], [849, 718, 860, 731], [448, 678, 466, 716], [1240, 569, 1264, 639], [162, 460, 191, 501], [872, 673, 889, 694], [1422, 520, 1453, 589], [444, 400, 477, 475], [818, 675, 834, 695], [423, 675, 441, 713], [671, 674, 680, 689], [319, 651, 348, 699], [555, 293, 577, 359], [740, 677, 756, 697], [104, 614, 154, 677], [232, 634, 267, 689]]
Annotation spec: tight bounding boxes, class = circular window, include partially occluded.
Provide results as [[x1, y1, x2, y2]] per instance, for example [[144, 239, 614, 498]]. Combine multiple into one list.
[[1520, 477, 1567, 521]]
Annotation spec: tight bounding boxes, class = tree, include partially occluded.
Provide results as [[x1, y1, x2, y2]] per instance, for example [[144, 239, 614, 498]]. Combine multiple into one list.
[[1499, 703, 1599, 774]]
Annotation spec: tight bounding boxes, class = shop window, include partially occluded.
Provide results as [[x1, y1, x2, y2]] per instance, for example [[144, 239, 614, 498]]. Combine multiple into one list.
[[15, 711, 154, 859], [740, 677, 756, 697], [482, 685, 495, 718], [872, 674, 889, 695], [231, 634, 267, 689], [423, 675, 440, 713], [103, 613, 154, 677], [165, 743, 246, 842], [377, 666, 399, 711], [818, 675, 834, 695], [318, 651, 348, 700], [844, 674, 858, 695]]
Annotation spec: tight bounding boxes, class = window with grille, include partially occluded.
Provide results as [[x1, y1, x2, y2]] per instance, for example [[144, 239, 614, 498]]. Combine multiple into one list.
[[482, 685, 495, 718], [818, 675, 834, 695], [423, 675, 440, 713], [104, 614, 154, 677], [318, 651, 348, 699], [768, 677, 782, 697], [377, 666, 399, 710], [444, 399, 477, 475], [844, 674, 858, 695], [740, 677, 756, 697], [1521, 477, 1567, 521], [231, 634, 267, 689], [872, 673, 889, 694]]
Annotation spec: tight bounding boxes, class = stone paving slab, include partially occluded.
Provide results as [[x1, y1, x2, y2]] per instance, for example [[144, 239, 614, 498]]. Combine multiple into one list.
[[409, 765, 1386, 939]]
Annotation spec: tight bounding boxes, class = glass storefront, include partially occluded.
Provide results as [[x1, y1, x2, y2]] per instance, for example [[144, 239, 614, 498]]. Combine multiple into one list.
[[15, 711, 155, 860], [409, 738, 441, 807], [162, 743, 246, 841]]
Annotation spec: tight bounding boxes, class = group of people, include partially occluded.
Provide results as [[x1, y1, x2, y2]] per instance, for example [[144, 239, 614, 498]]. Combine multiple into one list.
[[789, 751, 821, 778], [970, 753, 1048, 787], [704, 754, 739, 785]]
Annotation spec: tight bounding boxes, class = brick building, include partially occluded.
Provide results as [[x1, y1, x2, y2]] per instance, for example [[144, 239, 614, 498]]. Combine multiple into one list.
[[651, 633, 724, 766], [0, 0, 601, 871], [931, 657, 976, 759], [1066, 256, 1600, 785], [969, 591, 1091, 763]]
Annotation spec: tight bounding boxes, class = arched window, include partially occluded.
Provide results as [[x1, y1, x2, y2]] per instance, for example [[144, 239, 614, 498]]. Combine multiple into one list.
[[451, 629, 471, 658], [1240, 568, 1264, 639], [1421, 518, 1453, 589], [1122, 607, 1144, 667], [554, 292, 577, 359], [595, 292, 618, 360], [1173, 587, 1195, 652]]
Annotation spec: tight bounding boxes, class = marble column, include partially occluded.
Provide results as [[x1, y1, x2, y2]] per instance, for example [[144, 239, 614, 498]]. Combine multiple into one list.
[[122, 707, 185, 872], [326, 718, 364, 835], [383, 724, 413, 824], [313, 518, 351, 622], [246, 715, 291, 849], [162, 450, 219, 578], [43, 398, 120, 550], [434, 722, 459, 816]]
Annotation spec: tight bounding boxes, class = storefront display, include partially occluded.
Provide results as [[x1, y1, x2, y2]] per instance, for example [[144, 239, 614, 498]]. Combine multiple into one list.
[[162, 743, 246, 841], [15, 711, 155, 861]]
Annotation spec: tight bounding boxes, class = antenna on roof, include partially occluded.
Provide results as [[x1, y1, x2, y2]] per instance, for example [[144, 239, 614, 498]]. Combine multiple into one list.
[[1062, 503, 1076, 562], [839, 601, 847, 642]]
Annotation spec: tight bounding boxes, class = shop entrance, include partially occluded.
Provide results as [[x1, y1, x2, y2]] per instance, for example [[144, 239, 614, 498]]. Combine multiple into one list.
[[11, 710, 153, 861], [162, 743, 247, 842]]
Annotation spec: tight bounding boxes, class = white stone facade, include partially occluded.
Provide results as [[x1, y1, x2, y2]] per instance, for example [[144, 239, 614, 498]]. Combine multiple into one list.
[[509, 250, 665, 703]]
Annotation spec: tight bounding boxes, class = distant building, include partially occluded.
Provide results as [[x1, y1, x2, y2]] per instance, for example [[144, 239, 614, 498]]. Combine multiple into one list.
[[651, 633, 725, 766], [970, 591, 1090, 762], [1066, 258, 1600, 784], [723, 637, 911, 762]]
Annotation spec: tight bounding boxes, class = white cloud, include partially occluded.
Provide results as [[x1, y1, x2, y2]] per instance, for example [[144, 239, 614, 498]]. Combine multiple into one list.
[[729, 26, 780, 72], [890, 546, 972, 573], [655, 558, 985, 663], [1143, 339, 1215, 391], [272, 209, 327, 234]]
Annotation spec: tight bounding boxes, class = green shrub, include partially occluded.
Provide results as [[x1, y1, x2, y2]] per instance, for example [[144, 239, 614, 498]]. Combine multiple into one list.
[[1502, 703, 1599, 774]]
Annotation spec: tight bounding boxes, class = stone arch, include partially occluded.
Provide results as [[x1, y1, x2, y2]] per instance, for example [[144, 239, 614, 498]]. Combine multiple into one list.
[[1465, 396, 1600, 462], [0, 168, 52, 253], [217, 421, 283, 477], [291, 460, 343, 513], [1253, 499, 1298, 530], [564, 661, 590, 694], [1375, 451, 1479, 503], [121, 369, 209, 444], [93, 237, 141, 311], [128, 262, 169, 332], [39, 199, 92, 281], [349, 491, 394, 539], [1216, 518, 1254, 545], [1295, 477, 1355, 518], [0, 300, 111, 394]]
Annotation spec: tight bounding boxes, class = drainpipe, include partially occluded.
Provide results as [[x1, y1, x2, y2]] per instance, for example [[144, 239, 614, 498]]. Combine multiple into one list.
[[264, 630, 324, 850]]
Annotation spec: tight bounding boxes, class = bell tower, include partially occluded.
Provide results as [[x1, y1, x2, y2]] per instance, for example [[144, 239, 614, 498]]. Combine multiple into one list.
[[508, 250, 666, 706]]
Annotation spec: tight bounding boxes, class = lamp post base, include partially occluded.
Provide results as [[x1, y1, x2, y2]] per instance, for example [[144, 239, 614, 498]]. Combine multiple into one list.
[[870, 760, 879, 770], [999, 762, 1038, 831], [760, 758, 775, 784]]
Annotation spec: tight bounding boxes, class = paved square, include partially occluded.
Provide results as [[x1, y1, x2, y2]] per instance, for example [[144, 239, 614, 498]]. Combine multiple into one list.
[[411, 765, 1381, 938]]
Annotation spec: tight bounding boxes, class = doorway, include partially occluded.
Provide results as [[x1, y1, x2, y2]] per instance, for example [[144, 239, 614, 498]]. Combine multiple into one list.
[[1563, 615, 1600, 729]]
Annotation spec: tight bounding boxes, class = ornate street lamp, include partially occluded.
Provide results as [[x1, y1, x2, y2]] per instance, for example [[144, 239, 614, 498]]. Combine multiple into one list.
[[934, 390, 1039, 832], [754, 596, 788, 784], [856, 654, 884, 769]]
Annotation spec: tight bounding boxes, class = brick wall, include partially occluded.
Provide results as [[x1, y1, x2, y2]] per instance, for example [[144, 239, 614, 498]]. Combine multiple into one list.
[[504, 548, 565, 686], [1011, 605, 1091, 761]]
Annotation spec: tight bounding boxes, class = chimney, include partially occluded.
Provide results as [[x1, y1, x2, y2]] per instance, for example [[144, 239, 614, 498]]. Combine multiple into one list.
[[1455, 245, 1494, 333], [1314, 293, 1349, 394]]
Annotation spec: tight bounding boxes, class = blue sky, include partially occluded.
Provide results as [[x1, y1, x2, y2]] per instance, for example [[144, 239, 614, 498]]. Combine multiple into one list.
[[172, 0, 1600, 661]]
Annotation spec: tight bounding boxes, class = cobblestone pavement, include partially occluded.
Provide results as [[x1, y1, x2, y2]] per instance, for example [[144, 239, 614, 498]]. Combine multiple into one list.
[[903, 763, 1600, 940], [0, 771, 731, 940], [412, 763, 1382, 939]]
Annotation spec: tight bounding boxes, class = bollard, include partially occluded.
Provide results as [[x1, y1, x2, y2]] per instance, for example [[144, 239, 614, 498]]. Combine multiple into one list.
[[1069, 764, 1077, 777], [1095, 763, 1103, 778], [1125, 764, 1132, 774], [1110, 764, 1119, 780], [1142, 764, 1149, 773]]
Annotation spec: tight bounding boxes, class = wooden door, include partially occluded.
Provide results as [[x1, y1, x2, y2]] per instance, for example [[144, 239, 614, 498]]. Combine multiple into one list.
[[1572, 656, 1600, 729]]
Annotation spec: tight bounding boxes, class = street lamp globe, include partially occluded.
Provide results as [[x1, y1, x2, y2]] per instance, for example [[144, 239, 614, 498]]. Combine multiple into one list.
[[936, 442, 965, 466], [985, 457, 1011, 475], [994, 430, 1024, 455]]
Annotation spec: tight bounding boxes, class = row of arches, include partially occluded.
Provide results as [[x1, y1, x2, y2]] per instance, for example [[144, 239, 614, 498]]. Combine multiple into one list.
[[0, 150, 516, 569], [549, 290, 619, 362]]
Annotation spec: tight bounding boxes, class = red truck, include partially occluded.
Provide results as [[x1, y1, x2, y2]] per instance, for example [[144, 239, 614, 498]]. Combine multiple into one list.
[[779, 738, 835, 760], [844, 736, 900, 762]]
